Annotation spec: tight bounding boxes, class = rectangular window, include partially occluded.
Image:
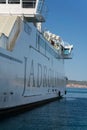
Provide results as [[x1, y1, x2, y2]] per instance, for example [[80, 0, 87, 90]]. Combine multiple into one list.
[[0, 0, 6, 3], [22, 0, 36, 8], [8, 0, 20, 4]]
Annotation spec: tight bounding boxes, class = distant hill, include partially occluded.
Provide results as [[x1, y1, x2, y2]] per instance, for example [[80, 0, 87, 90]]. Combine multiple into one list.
[[67, 80, 87, 85], [67, 80, 87, 88]]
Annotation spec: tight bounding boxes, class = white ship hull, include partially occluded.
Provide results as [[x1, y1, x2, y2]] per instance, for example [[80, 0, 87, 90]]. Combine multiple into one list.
[[0, 18, 66, 113]]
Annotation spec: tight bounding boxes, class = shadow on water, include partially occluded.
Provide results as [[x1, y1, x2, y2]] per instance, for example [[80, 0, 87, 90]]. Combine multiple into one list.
[[0, 96, 62, 120], [0, 88, 87, 130]]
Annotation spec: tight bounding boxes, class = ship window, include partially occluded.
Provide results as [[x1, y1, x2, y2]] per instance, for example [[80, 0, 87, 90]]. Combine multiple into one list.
[[22, 0, 36, 8], [8, 0, 20, 4], [0, 0, 6, 3]]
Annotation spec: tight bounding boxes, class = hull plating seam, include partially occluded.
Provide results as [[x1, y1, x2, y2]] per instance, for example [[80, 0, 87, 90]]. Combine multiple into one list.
[[0, 52, 23, 64], [23, 94, 42, 97]]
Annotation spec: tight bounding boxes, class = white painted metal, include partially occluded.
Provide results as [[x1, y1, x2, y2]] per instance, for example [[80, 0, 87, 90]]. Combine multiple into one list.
[[0, 0, 45, 22], [0, 20, 66, 109], [0, 0, 72, 110]]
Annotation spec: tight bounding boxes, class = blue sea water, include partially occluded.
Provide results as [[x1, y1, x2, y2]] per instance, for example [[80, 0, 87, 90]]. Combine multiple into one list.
[[0, 87, 87, 130]]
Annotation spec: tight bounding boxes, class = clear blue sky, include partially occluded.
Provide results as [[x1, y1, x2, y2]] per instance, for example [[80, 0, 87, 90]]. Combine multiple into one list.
[[44, 0, 87, 81]]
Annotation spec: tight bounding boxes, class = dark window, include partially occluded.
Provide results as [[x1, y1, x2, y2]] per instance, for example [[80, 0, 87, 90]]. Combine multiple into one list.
[[22, 0, 36, 8], [0, 0, 6, 3], [8, 0, 20, 4]]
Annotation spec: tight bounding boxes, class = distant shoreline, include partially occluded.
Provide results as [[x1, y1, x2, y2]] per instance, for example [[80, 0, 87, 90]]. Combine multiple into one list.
[[67, 84, 87, 88]]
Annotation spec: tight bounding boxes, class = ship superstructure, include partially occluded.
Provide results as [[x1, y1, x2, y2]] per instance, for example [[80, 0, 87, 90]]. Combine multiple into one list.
[[0, 0, 73, 114]]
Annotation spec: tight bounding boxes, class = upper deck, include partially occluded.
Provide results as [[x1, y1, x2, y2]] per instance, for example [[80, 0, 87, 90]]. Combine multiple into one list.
[[0, 0, 45, 22]]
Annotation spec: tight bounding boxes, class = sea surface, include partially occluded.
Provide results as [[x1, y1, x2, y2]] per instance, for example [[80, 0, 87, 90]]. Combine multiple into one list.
[[0, 87, 87, 130]]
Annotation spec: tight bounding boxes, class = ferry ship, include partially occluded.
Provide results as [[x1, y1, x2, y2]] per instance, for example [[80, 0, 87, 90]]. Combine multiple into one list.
[[0, 0, 73, 115]]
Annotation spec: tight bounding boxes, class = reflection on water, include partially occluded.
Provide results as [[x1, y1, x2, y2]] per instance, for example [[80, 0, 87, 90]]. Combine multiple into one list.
[[0, 87, 87, 130]]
